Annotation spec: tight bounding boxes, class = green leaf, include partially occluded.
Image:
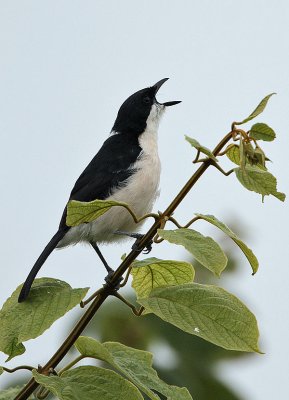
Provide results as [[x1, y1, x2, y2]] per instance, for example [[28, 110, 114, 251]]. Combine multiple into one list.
[[243, 142, 256, 166], [226, 145, 241, 165], [195, 214, 258, 274], [226, 144, 267, 170], [250, 147, 267, 169], [131, 258, 195, 298], [234, 166, 284, 201], [158, 229, 227, 277], [75, 337, 192, 400], [250, 123, 276, 141], [243, 143, 268, 170], [273, 191, 286, 202], [185, 135, 218, 162], [234, 93, 276, 125], [0, 367, 3, 375], [75, 336, 114, 362], [138, 284, 260, 353], [0, 386, 33, 400], [66, 199, 129, 227], [33, 367, 143, 400], [239, 139, 246, 169], [0, 278, 88, 360]]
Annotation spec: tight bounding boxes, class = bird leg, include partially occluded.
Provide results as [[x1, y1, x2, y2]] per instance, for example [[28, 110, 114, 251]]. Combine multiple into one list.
[[114, 231, 153, 254], [90, 242, 122, 289], [90, 242, 113, 273]]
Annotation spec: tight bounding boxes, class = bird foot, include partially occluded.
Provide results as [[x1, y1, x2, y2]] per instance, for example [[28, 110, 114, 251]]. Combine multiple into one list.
[[114, 231, 153, 254], [104, 269, 123, 290]]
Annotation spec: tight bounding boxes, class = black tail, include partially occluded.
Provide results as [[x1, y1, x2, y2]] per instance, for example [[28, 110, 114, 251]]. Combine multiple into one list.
[[18, 229, 67, 303]]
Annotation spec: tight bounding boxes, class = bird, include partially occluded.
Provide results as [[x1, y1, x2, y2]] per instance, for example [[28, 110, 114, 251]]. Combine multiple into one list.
[[18, 78, 181, 302]]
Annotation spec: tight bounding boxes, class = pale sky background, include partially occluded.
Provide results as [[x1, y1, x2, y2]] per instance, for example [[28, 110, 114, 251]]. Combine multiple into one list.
[[1, 1, 289, 399]]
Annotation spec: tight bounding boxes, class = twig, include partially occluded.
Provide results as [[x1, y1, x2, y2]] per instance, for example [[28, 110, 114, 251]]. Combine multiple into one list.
[[80, 288, 104, 308], [217, 143, 235, 156], [1, 365, 34, 373], [119, 266, 132, 287], [112, 292, 144, 316], [119, 206, 160, 225], [15, 130, 233, 400], [58, 355, 85, 376], [192, 148, 201, 163], [210, 161, 235, 176], [193, 157, 211, 164], [166, 215, 200, 229], [35, 386, 50, 399], [152, 212, 169, 243]]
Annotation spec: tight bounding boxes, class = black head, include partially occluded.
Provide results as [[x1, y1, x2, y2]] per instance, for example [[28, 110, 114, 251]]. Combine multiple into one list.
[[112, 78, 181, 135]]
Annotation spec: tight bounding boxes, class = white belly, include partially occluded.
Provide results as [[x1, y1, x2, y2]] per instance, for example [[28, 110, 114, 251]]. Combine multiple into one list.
[[57, 120, 161, 248]]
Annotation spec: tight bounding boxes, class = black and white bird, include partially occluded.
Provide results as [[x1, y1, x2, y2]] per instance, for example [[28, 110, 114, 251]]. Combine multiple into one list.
[[18, 78, 181, 302]]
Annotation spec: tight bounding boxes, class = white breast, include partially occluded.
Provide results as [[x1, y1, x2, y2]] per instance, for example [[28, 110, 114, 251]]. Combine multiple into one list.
[[58, 104, 164, 247]]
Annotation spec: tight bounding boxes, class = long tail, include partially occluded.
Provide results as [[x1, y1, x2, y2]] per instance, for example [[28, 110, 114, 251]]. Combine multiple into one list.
[[18, 229, 67, 302]]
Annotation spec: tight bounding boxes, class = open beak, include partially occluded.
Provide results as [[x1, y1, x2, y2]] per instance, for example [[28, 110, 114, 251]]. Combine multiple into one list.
[[152, 78, 182, 107]]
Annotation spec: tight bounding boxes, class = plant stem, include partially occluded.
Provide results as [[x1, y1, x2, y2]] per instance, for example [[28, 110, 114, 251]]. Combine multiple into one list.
[[15, 130, 233, 400], [58, 355, 85, 376], [2, 365, 34, 373], [112, 292, 144, 316]]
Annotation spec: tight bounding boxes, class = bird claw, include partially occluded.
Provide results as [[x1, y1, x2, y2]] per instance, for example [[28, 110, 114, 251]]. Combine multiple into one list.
[[114, 231, 153, 254], [141, 242, 152, 254], [132, 236, 153, 254], [104, 269, 123, 290]]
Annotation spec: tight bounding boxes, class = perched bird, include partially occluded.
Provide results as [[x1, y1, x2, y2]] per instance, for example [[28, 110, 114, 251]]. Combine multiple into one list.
[[18, 78, 181, 302]]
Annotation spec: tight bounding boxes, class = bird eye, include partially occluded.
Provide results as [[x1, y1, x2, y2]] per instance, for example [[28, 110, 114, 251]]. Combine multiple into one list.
[[143, 96, 151, 104]]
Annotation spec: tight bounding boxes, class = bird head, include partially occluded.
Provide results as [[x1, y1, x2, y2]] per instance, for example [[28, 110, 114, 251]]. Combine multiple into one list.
[[112, 78, 181, 135]]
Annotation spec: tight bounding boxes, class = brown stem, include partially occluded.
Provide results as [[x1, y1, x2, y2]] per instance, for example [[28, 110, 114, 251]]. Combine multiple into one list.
[[112, 292, 144, 316], [166, 215, 200, 229], [35, 386, 50, 400], [2, 365, 34, 373], [192, 148, 201, 163], [210, 161, 235, 176], [217, 143, 236, 156], [14, 130, 233, 400], [119, 266, 132, 287], [80, 287, 104, 308]]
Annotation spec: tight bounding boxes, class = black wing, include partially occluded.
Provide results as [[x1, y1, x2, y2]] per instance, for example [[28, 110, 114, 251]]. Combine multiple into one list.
[[59, 133, 142, 230]]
